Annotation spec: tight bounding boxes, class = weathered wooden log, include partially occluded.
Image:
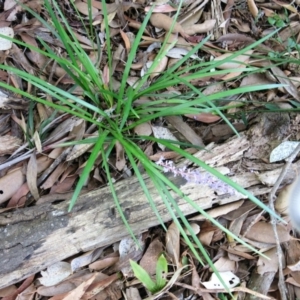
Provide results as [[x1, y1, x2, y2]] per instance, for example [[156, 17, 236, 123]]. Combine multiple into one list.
[[0, 133, 296, 289]]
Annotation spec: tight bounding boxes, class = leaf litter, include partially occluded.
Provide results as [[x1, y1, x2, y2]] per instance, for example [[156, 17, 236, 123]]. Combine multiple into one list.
[[1, 0, 300, 299]]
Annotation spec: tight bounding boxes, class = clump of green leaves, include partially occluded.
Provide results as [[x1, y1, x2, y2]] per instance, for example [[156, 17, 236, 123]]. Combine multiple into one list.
[[267, 13, 288, 28], [130, 254, 168, 294]]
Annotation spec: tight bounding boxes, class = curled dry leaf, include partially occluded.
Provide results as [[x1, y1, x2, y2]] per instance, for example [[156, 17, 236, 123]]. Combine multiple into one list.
[[275, 183, 292, 215], [184, 223, 200, 235], [150, 56, 168, 79], [150, 13, 187, 38], [183, 19, 216, 35]]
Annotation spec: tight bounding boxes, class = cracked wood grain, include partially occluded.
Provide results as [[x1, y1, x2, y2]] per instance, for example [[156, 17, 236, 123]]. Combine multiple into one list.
[[0, 133, 298, 289]]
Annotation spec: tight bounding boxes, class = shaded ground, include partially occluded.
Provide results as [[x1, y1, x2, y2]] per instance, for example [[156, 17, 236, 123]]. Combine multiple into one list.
[[1, 0, 300, 299]]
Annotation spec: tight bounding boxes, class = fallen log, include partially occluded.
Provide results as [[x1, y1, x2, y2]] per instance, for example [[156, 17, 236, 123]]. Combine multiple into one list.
[[0, 132, 296, 289]]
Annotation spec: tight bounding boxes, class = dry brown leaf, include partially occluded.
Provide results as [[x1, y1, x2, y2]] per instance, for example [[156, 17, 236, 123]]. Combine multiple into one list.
[[112, 44, 125, 74], [62, 273, 97, 300], [217, 33, 256, 49], [190, 200, 244, 221], [72, 31, 93, 48], [166, 222, 180, 267], [150, 56, 168, 79], [0, 135, 22, 156], [140, 239, 164, 275], [0, 168, 25, 204], [37, 155, 54, 173], [71, 248, 104, 273], [89, 255, 119, 271], [247, 0, 258, 18], [27, 152, 39, 200], [66, 132, 98, 162], [33, 131, 42, 153], [37, 271, 93, 297], [214, 50, 253, 70], [118, 235, 145, 276], [86, 0, 118, 13], [47, 117, 83, 143], [134, 122, 152, 136], [273, 0, 298, 13], [165, 115, 204, 147], [270, 65, 300, 101], [82, 273, 119, 299], [199, 227, 214, 246], [213, 256, 236, 272], [7, 182, 29, 208], [245, 222, 290, 243], [120, 29, 131, 51], [0, 27, 14, 50], [115, 140, 126, 171], [183, 19, 216, 35], [275, 184, 291, 215], [19, 32, 47, 69], [184, 113, 221, 123], [150, 13, 187, 38], [184, 223, 200, 235], [145, 4, 177, 12], [222, 201, 256, 221], [126, 287, 142, 300], [50, 174, 77, 194], [257, 247, 278, 274], [286, 277, 300, 288], [40, 163, 67, 190], [2, 275, 35, 300], [75, 0, 98, 16], [0, 285, 17, 297], [11, 113, 27, 133], [151, 125, 179, 150]]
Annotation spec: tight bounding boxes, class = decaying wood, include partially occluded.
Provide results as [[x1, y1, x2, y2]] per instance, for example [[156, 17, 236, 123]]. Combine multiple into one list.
[[0, 132, 298, 289]]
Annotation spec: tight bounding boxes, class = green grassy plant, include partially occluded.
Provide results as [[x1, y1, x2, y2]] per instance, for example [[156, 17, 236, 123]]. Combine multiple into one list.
[[0, 0, 291, 292], [130, 254, 168, 294]]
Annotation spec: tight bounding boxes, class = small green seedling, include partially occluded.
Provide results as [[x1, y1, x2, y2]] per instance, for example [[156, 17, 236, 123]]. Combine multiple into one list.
[[130, 254, 168, 294], [267, 13, 287, 28]]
